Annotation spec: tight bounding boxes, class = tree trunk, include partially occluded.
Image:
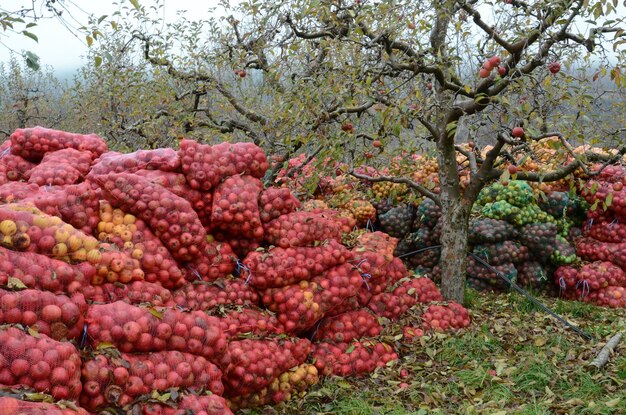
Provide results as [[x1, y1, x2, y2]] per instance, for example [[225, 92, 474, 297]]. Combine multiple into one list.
[[439, 202, 471, 303]]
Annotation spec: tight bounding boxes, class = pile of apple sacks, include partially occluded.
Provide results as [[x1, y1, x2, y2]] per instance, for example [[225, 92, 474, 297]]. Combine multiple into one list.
[[0, 127, 471, 414]]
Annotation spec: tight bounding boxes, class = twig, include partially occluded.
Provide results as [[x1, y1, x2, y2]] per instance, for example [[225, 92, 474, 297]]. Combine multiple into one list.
[[350, 171, 441, 206], [590, 332, 622, 369]]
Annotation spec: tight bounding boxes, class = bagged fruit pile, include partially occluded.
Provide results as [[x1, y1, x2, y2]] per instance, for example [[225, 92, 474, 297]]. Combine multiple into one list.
[[550, 165, 626, 307], [0, 127, 472, 413]]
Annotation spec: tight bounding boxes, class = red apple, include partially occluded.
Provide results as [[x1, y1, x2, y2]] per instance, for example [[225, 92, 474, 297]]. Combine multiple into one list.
[[548, 62, 561, 74], [489, 56, 501, 67], [511, 127, 524, 138], [479, 68, 491, 78], [498, 66, 507, 76]]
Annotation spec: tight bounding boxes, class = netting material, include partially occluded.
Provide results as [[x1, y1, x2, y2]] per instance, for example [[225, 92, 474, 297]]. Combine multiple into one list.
[[79, 351, 223, 410], [10, 127, 107, 161], [179, 139, 269, 191], [0, 288, 87, 340], [312, 341, 398, 377], [89, 148, 180, 176], [0, 326, 82, 400], [211, 175, 264, 239], [85, 301, 227, 359]]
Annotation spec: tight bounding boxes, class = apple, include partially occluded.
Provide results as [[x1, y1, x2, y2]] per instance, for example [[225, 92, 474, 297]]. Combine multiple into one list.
[[239, 69, 247, 78], [372, 140, 382, 148], [498, 66, 507, 76], [407, 22, 416, 30], [479, 68, 491, 78], [489, 56, 501, 67], [482, 61, 494, 71], [508, 165, 518, 175], [548, 62, 561, 74], [341, 123, 354, 133], [511, 127, 524, 138]]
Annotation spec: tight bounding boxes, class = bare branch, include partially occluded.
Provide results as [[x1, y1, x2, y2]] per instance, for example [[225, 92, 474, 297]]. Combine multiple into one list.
[[460, 3, 515, 53], [350, 171, 441, 205]]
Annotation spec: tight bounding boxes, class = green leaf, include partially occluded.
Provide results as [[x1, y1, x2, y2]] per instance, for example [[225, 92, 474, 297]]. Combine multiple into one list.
[[95, 56, 103, 68], [149, 308, 163, 319], [28, 327, 40, 338], [7, 277, 27, 290], [129, 0, 141, 10], [24, 51, 40, 70], [605, 192, 613, 208], [86, 35, 93, 47], [25, 22, 37, 28], [98, 15, 108, 24], [345, 344, 356, 354], [97, 342, 116, 350], [22, 30, 38, 42]]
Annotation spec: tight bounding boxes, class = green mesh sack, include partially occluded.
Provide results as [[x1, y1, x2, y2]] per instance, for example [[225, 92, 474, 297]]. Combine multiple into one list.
[[477, 181, 535, 208], [550, 236, 578, 265], [468, 218, 517, 244], [556, 216, 575, 238], [482, 200, 521, 223], [467, 276, 510, 292], [378, 204, 415, 239], [472, 240, 529, 265], [511, 204, 556, 227], [517, 261, 550, 289], [412, 198, 441, 230]]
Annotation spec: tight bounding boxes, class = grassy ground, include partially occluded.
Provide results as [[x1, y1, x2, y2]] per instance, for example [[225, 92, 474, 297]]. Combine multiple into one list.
[[243, 290, 626, 415]]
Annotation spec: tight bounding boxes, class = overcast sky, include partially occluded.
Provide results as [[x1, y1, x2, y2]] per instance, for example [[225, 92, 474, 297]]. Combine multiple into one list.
[[0, 0, 222, 74]]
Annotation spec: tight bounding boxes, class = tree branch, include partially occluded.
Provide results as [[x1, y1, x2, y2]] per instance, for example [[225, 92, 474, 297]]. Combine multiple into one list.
[[350, 171, 441, 206]]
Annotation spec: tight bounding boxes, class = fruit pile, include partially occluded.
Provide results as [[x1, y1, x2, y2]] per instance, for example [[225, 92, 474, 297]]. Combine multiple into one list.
[[0, 127, 471, 413], [552, 165, 626, 307]]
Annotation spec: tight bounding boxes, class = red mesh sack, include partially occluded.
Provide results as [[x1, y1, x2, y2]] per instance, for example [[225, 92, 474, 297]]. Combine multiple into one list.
[[0, 288, 87, 340], [393, 276, 443, 305], [217, 337, 311, 397], [86, 301, 227, 359], [0, 182, 39, 203], [0, 151, 35, 181], [217, 307, 284, 338], [0, 397, 88, 415], [136, 394, 233, 415], [229, 363, 318, 409], [183, 241, 236, 283], [89, 148, 181, 176], [263, 211, 344, 248], [313, 309, 382, 343], [577, 261, 625, 290], [323, 295, 360, 317], [92, 172, 207, 264], [80, 280, 175, 307], [0, 326, 82, 400], [80, 351, 223, 410], [260, 281, 324, 334], [367, 291, 413, 320], [586, 286, 626, 308], [24, 182, 101, 235], [259, 187, 301, 223], [241, 240, 352, 289], [172, 278, 259, 311], [97, 201, 185, 288], [554, 265, 579, 291], [211, 175, 264, 239], [0, 247, 93, 294], [134, 170, 212, 226], [179, 139, 269, 191], [0, 204, 143, 285], [308, 208, 357, 234], [421, 302, 471, 332], [27, 163, 82, 186], [355, 253, 406, 305], [354, 231, 398, 258], [312, 341, 398, 377], [583, 220, 626, 243], [9, 126, 107, 161]]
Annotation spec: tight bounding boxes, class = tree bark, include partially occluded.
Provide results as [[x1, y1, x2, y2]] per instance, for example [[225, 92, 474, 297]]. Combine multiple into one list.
[[439, 202, 471, 303]]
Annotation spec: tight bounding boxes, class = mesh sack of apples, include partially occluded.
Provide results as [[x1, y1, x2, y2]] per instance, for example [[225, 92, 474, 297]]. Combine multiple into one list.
[[217, 337, 311, 397], [9, 127, 108, 161], [79, 350, 223, 410], [26, 148, 92, 187], [89, 148, 181, 176], [0, 397, 88, 415], [134, 169, 212, 226], [0, 326, 82, 400], [85, 301, 227, 359], [96, 201, 185, 288], [79, 280, 176, 306], [229, 363, 319, 410], [0, 246, 93, 294], [171, 278, 259, 311], [0, 204, 143, 285], [259, 187, 301, 223], [210, 175, 264, 240], [179, 139, 269, 191], [0, 150, 35, 182], [132, 394, 233, 415], [241, 240, 352, 289], [311, 340, 398, 377], [0, 288, 86, 341]]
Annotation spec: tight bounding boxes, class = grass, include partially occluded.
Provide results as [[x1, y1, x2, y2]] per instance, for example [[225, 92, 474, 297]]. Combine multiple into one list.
[[243, 290, 626, 415]]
